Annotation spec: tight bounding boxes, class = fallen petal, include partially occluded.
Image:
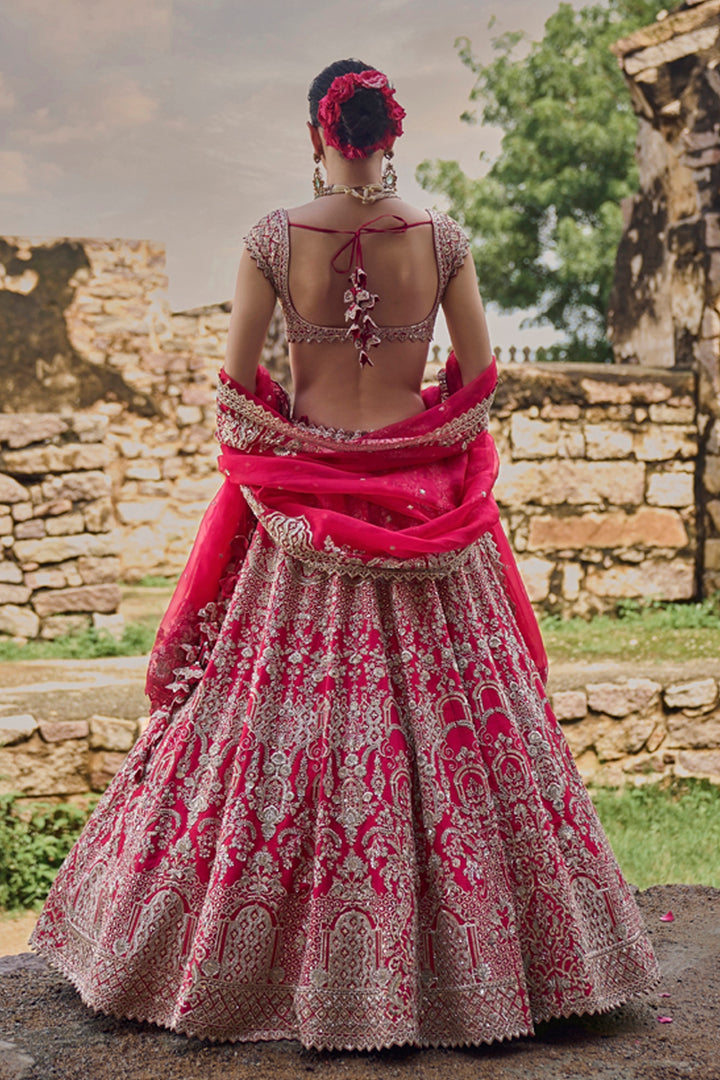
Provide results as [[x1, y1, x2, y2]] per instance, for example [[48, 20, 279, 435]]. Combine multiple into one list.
[[660, 912, 675, 923], [657, 1016, 673, 1024]]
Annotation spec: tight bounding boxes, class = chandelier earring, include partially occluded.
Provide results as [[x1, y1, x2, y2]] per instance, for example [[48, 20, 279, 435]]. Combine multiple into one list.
[[382, 150, 398, 196], [312, 153, 326, 199]]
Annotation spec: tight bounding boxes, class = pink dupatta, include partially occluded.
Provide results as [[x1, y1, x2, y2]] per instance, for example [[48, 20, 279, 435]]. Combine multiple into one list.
[[146, 356, 547, 709]]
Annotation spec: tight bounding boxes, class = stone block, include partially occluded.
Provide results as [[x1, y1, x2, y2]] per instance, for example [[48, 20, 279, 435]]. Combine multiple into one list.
[[14, 532, 117, 564], [560, 716, 613, 758], [666, 712, 720, 750], [0, 714, 38, 747], [24, 567, 66, 590], [586, 679, 662, 718], [0, 604, 39, 638], [71, 414, 109, 443], [595, 715, 659, 762], [675, 749, 720, 781], [646, 470, 695, 507], [551, 690, 587, 721], [664, 678, 718, 711], [705, 540, 720, 572], [77, 555, 120, 585], [497, 461, 645, 508], [90, 750, 128, 791], [0, 514, 12, 536], [33, 583, 121, 617], [1, 444, 113, 475], [0, 474, 27, 503], [708, 501, 720, 532], [41, 470, 111, 502], [527, 508, 687, 551], [585, 561, 694, 600], [517, 556, 554, 602], [0, 561, 23, 584], [84, 497, 115, 533], [11, 501, 33, 521], [125, 463, 162, 482], [0, 583, 32, 604], [92, 612, 125, 640], [510, 415, 585, 459], [89, 715, 137, 752], [648, 403, 696, 424], [176, 405, 203, 426], [0, 741, 90, 796], [45, 512, 86, 536], [704, 456, 720, 496], [579, 378, 670, 405], [584, 424, 634, 460], [39, 720, 90, 743], [0, 414, 67, 448], [117, 499, 166, 525], [40, 614, 92, 639], [632, 427, 696, 461], [14, 519, 45, 540], [563, 563, 583, 600]]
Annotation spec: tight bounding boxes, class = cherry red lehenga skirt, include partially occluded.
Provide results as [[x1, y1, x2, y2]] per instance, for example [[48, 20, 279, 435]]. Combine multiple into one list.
[[30, 367, 659, 1051]]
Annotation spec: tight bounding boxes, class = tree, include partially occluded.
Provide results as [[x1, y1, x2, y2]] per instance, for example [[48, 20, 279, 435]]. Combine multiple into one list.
[[417, 0, 668, 362]]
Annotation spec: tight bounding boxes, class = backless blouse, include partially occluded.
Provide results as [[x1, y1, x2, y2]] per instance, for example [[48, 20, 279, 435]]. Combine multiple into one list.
[[244, 207, 470, 366]]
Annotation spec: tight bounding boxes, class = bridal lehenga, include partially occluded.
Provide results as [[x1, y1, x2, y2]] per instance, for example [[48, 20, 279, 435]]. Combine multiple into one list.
[[31, 207, 658, 1050]]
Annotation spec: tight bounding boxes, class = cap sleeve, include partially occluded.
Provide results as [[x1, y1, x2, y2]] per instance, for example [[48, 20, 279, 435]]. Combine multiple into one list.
[[243, 209, 287, 290], [432, 212, 471, 295]]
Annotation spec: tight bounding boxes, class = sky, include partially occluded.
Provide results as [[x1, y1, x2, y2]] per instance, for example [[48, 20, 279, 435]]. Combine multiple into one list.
[[0, 0, 588, 351]]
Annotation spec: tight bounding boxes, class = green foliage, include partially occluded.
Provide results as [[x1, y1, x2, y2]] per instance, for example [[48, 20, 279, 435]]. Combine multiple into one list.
[[591, 780, 720, 889], [541, 596, 720, 662], [0, 794, 97, 911], [416, 0, 668, 362], [0, 622, 156, 662]]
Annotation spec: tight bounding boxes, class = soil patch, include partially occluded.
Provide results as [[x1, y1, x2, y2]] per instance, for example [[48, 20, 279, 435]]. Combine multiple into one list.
[[0, 886, 717, 1080]]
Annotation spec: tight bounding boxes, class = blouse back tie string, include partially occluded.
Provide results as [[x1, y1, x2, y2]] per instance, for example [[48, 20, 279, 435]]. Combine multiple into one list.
[[290, 215, 431, 367]]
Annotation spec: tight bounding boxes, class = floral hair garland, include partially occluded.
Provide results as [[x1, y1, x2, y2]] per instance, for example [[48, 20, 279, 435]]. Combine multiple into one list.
[[317, 70, 405, 160]]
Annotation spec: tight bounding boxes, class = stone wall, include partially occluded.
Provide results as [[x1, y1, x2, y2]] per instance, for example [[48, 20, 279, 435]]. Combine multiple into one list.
[[493, 362, 697, 613], [0, 414, 121, 640], [609, 0, 720, 594], [3, 671, 719, 799]]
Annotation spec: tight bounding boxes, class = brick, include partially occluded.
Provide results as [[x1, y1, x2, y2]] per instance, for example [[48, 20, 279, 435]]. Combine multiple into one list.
[[0, 474, 27, 503], [497, 461, 645, 508], [32, 583, 121, 617], [510, 415, 585, 459], [0, 604, 39, 637], [585, 424, 634, 460], [527, 508, 687, 551], [14, 532, 117, 564], [89, 715, 137, 752], [1, 444, 113, 475], [586, 679, 662, 718], [664, 678, 718, 711], [551, 690, 587, 721], [647, 471, 695, 507], [579, 378, 671, 405], [0, 714, 38, 747], [632, 427, 696, 461], [39, 720, 90, 743], [517, 556, 554, 602], [585, 561, 694, 600]]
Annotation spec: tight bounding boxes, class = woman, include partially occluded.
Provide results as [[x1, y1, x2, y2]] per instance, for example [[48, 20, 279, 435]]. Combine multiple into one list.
[[31, 59, 659, 1051]]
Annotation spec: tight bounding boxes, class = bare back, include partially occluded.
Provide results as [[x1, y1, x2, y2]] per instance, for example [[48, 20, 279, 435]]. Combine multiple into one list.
[[225, 197, 493, 431]]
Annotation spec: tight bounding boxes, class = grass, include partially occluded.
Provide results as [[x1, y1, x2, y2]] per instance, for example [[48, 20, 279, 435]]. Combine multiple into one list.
[[590, 779, 720, 889], [0, 623, 156, 662], [541, 596, 720, 663]]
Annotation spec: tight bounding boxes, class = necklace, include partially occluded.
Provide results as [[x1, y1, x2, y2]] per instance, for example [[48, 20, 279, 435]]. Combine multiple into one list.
[[314, 181, 399, 205]]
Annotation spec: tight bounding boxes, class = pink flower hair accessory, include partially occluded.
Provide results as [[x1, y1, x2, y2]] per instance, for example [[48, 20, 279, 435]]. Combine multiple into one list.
[[317, 69, 405, 160]]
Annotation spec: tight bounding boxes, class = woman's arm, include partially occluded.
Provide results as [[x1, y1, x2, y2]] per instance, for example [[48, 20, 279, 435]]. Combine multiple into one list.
[[441, 254, 494, 383], [222, 247, 278, 391]]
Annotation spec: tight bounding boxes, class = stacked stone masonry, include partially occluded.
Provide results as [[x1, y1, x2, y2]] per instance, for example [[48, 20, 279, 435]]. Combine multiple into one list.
[[0, 228, 708, 627], [3, 673, 720, 800], [610, 0, 720, 594]]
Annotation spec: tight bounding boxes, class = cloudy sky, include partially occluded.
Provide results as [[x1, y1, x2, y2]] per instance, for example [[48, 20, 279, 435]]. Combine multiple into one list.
[[0, 0, 588, 349]]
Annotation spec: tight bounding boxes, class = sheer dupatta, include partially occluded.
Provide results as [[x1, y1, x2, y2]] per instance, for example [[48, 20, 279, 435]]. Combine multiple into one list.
[[146, 355, 547, 710]]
